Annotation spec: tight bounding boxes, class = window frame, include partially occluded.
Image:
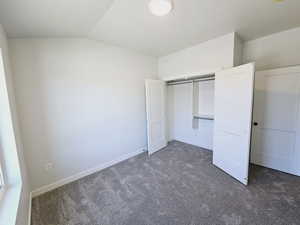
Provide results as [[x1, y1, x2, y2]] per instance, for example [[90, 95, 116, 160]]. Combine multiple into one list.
[[0, 161, 4, 188], [0, 48, 5, 197]]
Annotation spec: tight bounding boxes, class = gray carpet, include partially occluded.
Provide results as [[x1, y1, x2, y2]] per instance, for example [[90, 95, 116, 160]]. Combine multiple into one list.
[[31, 141, 300, 225]]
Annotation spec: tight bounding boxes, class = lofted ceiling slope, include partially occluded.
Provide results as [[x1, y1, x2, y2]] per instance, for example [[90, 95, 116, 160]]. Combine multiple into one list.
[[1, 0, 300, 56], [0, 0, 114, 37]]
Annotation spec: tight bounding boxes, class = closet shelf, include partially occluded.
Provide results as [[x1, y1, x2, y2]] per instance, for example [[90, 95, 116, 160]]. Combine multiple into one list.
[[193, 114, 214, 121]]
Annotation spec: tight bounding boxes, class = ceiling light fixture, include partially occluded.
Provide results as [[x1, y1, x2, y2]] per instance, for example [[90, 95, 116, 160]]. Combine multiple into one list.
[[149, 0, 173, 16]]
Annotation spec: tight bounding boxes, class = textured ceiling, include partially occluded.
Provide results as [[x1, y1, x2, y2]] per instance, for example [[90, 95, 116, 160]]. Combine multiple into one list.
[[1, 0, 300, 56]]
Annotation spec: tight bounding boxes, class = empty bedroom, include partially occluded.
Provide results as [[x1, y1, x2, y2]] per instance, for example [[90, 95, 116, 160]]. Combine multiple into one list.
[[0, 0, 300, 225]]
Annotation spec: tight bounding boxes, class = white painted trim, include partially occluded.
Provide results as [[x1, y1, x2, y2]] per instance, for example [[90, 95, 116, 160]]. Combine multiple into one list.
[[0, 184, 22, 225], [31, 147, 146, 198], [28, 192, 32, 225]]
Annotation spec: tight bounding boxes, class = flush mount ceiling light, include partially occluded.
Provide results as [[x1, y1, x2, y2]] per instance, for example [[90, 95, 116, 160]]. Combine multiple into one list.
[[149, 0, 173, 16]]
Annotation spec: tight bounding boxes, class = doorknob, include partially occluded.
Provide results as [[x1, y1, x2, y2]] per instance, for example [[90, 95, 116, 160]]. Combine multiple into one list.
[[253, 122, 258, 126]]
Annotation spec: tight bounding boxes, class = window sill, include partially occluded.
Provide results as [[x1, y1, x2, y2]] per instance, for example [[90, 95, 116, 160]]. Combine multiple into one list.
[[0, 183, 22, 225]]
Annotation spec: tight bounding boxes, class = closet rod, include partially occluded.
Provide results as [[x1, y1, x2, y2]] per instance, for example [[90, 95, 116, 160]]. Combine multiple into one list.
[[167, 77, 215, 86]]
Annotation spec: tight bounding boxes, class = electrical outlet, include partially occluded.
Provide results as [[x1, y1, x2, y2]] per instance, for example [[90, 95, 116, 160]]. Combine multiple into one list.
[[45, 163, 53, 171]]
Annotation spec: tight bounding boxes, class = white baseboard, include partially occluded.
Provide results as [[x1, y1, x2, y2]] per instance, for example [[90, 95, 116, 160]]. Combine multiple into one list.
[[31, 147, 145, 198], [28, 192, 32, 225]]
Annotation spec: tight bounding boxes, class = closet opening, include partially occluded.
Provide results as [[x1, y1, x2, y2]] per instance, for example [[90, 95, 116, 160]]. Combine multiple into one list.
[[146, 63, 255, 185]]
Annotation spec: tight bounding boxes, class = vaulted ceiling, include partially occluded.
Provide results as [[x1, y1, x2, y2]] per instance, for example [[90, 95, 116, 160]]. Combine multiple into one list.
[[1, 0, 300, 56]]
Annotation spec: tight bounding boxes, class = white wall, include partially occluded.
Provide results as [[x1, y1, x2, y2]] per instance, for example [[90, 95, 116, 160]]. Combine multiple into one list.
[[194, 81, 215, 117], [167, 83, 214, 150], [234, 34, 243, 67], [0, 25, 30, 225], [9, 38, 157, 191], [243, 27, 300, 71], [158, 33, 237, 80]]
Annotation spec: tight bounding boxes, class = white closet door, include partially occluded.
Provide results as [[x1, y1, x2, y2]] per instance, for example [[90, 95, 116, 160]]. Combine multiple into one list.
[[251, 66, 300, 176], [145, 79, 167, 155], [213, 63, 255, 185]]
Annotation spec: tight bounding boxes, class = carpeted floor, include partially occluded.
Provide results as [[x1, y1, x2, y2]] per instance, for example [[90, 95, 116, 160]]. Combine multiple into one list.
[[31, 141, 300, 225]]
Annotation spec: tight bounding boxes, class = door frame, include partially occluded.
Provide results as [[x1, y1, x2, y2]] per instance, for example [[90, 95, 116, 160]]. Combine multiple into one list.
[[251, 65, 300, 176]]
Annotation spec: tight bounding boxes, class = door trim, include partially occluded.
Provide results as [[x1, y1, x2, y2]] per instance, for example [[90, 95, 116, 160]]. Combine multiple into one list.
[[251, 65, 300, 176]]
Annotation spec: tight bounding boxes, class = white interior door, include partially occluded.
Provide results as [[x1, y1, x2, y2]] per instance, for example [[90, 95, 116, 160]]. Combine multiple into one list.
[[251, 66, 300, 176], [145, 79, 167, 155], [213, 63, 255, 185]]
